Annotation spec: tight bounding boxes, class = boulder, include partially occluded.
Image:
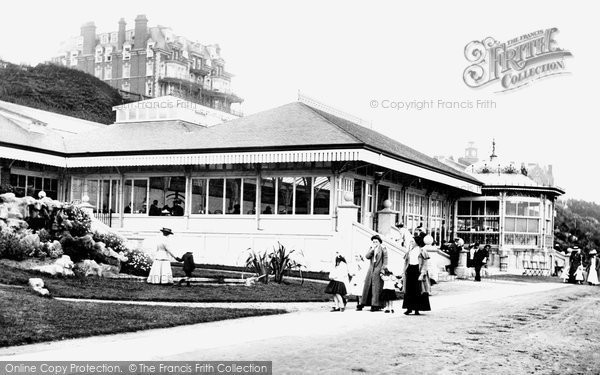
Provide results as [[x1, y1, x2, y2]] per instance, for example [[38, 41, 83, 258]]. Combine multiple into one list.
[[33, 255, 75, 276], [28, 277, 50, 297], [77, 259, 102, 277]]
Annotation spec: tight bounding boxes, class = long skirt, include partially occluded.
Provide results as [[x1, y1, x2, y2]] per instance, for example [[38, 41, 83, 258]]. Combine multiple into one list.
[[587, 269, 599, 285], [147, 259, 173, 284], [402, 265, 431, 311]]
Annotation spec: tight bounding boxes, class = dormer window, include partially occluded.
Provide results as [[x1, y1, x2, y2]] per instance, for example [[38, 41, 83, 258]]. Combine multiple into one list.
[[110, 32, 118, 44], [147, 42, 155, 58], [100, 34, 109, 44]]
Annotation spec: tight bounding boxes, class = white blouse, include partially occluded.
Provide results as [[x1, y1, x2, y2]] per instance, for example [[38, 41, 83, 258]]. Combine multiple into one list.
[[408, 247, 421, 265]]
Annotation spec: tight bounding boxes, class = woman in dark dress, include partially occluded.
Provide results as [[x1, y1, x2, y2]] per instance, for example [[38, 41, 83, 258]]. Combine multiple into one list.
[[402, 232, 431, 315]]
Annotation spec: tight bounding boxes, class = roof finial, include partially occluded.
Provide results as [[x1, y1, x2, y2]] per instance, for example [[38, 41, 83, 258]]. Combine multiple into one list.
[[490, 138, 497, 161]]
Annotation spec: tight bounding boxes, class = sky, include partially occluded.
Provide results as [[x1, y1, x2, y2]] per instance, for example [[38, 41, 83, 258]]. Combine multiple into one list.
[[1, 0, 597, 202]]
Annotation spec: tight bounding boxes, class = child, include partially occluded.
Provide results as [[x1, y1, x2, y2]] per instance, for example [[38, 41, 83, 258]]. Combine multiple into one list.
[[380, 268, 398, 313], [349, 254, 367, 309], [575, 264, 584, 285], [176, 252, 196, 286], [560, 264, 569, 283], [325, 254, 349, 312]]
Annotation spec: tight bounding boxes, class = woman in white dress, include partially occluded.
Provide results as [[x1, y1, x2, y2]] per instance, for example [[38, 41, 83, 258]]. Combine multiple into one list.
[[586, 249, 599, 286], [147, 228, 178, 284]]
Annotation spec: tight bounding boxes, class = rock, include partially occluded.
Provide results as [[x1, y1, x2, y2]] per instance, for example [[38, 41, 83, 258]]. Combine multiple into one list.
[[28, 277, 50, 297], [34, 255, 75, 276], [77, 259, 102, 277]]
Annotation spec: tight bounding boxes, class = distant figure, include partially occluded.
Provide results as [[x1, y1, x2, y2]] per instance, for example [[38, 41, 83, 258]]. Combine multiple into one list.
[[263, 205, 273, 215], [325, 254, 350, 312], [176, 252, 196, 287], [575, 264, 585, 284], [171, 200, 184, 216], [395, 223, 412, 248], [161, 204, 172, 216], [448, 238, 463, 276], [232, 204, 241, 214], [149, 200, 162, 216], [124, 202, 132, 214], [473, 244, 489, 282], [586, 249, 599, 286], [569, 247, 583, 283]]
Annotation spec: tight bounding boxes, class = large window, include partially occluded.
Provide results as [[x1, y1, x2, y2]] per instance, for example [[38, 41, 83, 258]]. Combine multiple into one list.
[[124, 179, 148, 214], [259, 176, 330, 215], [149, 177, 186, 216], [504, 200, 541, 246], [406, 193, 426, 233], [456, 200, 500, 245], [430, 198, 444, 245], [313, 177, 331, 215], [78, 179, 120, 213], [11, 173, 58, 199]]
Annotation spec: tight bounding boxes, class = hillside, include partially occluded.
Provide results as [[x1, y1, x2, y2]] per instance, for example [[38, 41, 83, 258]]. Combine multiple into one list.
[[0, 60, 128, 124], [554, 199, 600, 252]]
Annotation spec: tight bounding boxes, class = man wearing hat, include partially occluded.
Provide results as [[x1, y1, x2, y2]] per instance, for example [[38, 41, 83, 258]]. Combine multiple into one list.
[[147, 228, 178, 284]]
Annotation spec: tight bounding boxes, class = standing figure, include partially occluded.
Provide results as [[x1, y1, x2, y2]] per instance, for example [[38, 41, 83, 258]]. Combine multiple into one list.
[[348, 254, 368, 309], [358, 235, 388, 312], [473, 244, 489, 282], [147, 228, 178, 284], [568, 247, 583, 284], [176, 251, 196, 286], [402, 233, 431, 315], [585, 249, 599, 285], [448, 238, 463, 276], [325, 254, 350, 312], [380, 268, 398, 313], [575, 264, 585, 284]]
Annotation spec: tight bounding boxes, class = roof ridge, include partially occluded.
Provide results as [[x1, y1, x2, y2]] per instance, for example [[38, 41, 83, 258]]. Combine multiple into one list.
[[300, 102, 365, 145]]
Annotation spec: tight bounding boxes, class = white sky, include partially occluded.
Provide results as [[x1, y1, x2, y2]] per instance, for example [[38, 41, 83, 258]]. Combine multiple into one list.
[[1, 0, 597, 202]]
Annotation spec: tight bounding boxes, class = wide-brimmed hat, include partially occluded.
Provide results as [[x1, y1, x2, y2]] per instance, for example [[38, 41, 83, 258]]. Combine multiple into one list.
[[589, 249, 597, 255], [160, 227, 174, 235]]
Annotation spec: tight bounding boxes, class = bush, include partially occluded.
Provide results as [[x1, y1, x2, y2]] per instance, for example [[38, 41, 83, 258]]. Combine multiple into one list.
[[61, 205, 91, 237], [121, 248, 153, 277], [92, 231, 128, 253], [19, 232, 43, 258], [0, 230, 26, 261], [60, 234, 95, 263]]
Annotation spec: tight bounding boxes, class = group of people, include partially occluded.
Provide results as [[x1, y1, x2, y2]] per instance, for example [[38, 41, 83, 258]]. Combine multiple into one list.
[[444, 239, 489, 282], [325, 231, 432, 315], [560, 247, 600, 285]]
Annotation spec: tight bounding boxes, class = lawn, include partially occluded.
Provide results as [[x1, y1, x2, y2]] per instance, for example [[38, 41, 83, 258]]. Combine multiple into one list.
[[0, 263, 331, 302], [0, 286, 285, 348]]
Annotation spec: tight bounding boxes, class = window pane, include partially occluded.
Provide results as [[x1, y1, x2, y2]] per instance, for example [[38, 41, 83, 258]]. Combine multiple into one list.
[[484, 217, 499, 232], [295, 177, 312, 215], [277, 177, 294, 214], [505, 201, 517, 216], [133, 179, 148, 214], [485, 201, 499, 216], [124, 180, 133, 213], [457, 218, 470, 231], [516, 218, 527, 232], [472, 201, 485, 215], [191, 179, 207, 214], [72, 178, 83, 201], [528, 202, 540, 217], [86, 180, 99, 211], [517, 202, 527, 216], [472, 217, 484, 231], [313, 176, 331, 215], [458, 201, 470, 215], [505, 218, 516, 232], [260, 177, 276, 214], [208, 179, 224, 214], [100, 180, 110, 213], [527, 219, 539, 233], [110, 180, 119, 214], [225, 178, 242, 214], [242, 178, 257, 214]]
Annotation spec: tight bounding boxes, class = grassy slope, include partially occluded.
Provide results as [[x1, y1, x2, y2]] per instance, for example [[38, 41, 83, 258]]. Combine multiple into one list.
[[0, 61, 128, 124], [0, 287, 284, 348]]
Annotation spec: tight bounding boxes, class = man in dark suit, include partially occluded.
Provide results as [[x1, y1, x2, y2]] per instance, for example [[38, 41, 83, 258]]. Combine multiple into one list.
[[473, 244, 489, 282]]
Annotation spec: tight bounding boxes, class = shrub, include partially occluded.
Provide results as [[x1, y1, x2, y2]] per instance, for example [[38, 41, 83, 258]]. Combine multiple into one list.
[[121, 248, 153, 277], [42, 240, 63, 259], [19, 232, 43, 258], [60, 234, 95, 263], [243, 248, 271, 283], [37, 228, 52, 243], [62, 205, 91, 237], [92, 231, 128, 253], [0, 230, 26, 261]]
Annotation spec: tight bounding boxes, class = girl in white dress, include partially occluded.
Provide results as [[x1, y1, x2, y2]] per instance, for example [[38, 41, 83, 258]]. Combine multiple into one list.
[[586, 250, 599, 286]]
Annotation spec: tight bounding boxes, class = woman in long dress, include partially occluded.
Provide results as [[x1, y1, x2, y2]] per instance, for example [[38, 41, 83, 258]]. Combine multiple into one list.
[[402, 233, 431, 315], [147, 227, 178, 284], [586, 249, 599, 286]]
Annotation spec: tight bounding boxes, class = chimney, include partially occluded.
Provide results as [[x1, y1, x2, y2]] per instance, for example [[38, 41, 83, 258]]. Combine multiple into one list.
[[81, 21, 96, 55], [118, 18, 126, 50], [134, 14, 148, 50]]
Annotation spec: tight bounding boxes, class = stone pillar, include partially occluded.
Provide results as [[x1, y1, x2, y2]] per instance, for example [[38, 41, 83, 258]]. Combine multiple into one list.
[[78, 195, 95, 217], [376, 199, 395, 238], [337, 192, 359, 259], [455, 248, 470, 279]]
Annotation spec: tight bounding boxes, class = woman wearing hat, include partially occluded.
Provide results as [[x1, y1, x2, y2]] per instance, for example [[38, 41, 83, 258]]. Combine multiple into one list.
[[402, 232, 431, 315], [357, 235, 388, 311], [147, 228, 178, 284], [586, 249, 599, 286]]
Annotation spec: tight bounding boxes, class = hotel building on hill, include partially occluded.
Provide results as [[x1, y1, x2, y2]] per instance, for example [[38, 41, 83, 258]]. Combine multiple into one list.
[[0, 95, 565, 274], [51, 15, 243, 115]]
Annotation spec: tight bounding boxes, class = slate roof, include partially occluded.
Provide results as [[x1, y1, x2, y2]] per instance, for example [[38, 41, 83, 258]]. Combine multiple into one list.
[[0, 99, 480, 184]]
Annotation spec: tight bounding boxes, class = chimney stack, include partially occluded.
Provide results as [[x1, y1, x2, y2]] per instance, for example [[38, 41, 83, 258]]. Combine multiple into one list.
[[118, 18, 126, 49], [81, 21, 96, 55], [134, 15, 148, 50]]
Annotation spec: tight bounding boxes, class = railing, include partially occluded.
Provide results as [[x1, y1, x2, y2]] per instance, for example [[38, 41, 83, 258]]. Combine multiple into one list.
[[93, 212, 113, 227]]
